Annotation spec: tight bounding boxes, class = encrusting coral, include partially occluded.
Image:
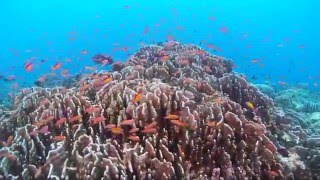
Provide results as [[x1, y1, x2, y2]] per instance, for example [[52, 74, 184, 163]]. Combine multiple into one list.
[[0, 41, 298, 179]]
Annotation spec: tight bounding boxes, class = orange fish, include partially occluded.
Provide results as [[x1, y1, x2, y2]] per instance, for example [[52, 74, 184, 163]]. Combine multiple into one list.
[[56, 117, 66, 127], [207, 44, 214, 49], [145, 122, 157, 129], [102, 76, 112, 84], [160, 55, 170, 61], [111, 127, 124, 135], [79, 84, 91, 92], [105, 123, 116, 129], [141, 127, 157, 134], [69, 115, 81, 123], [85, 106, 100, 114], [132, 93, 142, 103], [219, 26, 228, 34], [46, 116, 55, 121], [170, 120, 186, 127], [278, 81, 287, 86], [53, 135, 66, 142], [164, 114, 179, 120], [167, 35, 174, 41], [128, 135, 140, 142], [51, 62, 61, 71], [24, 62, 33, 72], [90, 116, 106, 124], [251, 59, 258, 63], [120, 119, 135, 126]]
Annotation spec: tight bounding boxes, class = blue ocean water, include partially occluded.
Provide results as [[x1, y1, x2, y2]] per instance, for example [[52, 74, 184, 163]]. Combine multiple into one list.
[[0, 0, 319, 93]]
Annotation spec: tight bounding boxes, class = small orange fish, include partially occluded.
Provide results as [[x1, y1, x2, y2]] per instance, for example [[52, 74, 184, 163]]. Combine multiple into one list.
[[164, 114, 179, 120], [69, 115, 82, 123], [105, 123, 116, 129], [85, 106, 100, 114], [207, 44, 214, 49], [160, 55, 170, 61], [51, 62, 61, 71], [79, 84, 91, 92], [170, 120, 186, 127], [128, 135, 140, 142], [219, 26, 228, 34], [24, 62, 33, 72], [251, 59, 258, 63], [46, 116, 55, 121], [129, 127, 140, 134], [120, 119, 135, 126], [141, 127, 157, 134], [167, 35, 173, 41], [90, 116, 106, 124], [111, 127, 124, 135], [278, 81, 287, 86], [53, 135, 66, 142], [145, 122, 157, 129], [102, 76, 112, 84], [56, 117, 66, 127], [132, 93, 142, 103], [40, 99, 50, 106]]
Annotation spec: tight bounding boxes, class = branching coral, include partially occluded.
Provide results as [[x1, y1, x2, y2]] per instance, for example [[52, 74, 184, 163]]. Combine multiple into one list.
[[0, 42, 291, 179]]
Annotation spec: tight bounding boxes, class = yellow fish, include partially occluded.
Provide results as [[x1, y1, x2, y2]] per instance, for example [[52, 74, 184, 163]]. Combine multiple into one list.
[[245, 101, 254, 110]]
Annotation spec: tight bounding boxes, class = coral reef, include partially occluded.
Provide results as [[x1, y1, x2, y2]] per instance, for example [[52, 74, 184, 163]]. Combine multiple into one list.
[[0, 41, 306, 179]]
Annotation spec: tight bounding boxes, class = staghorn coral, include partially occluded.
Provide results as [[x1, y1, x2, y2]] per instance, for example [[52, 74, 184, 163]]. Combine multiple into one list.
[[0, 41, 293, 179]]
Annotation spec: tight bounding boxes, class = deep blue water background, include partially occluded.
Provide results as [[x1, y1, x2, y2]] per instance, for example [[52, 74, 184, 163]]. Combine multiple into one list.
[[0, 0, 319, 96]]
